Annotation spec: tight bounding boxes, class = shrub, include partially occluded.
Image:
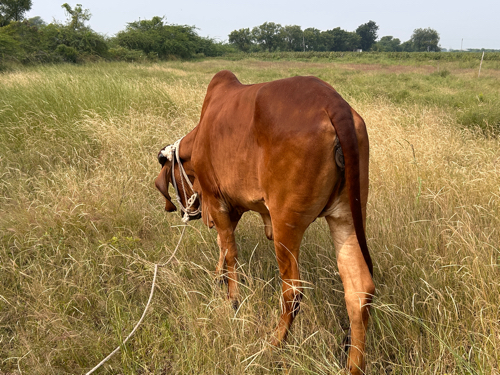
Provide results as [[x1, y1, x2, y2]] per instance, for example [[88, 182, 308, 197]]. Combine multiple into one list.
[[107, 46, 145, 62], [113, 16, 227, 60], [0, 31, 20, 60], [55, 44, 78, 62], [459, 107, 500, 134], [430, 69, 451, 78]]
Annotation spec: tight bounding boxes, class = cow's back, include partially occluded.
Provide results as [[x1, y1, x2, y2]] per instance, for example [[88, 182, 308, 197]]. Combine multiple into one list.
[[191, 71, 353, 212]]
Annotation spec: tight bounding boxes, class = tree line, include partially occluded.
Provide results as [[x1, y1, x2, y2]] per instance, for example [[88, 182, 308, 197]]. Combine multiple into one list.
[[229, 21, 378, 52], [0, 2, 231, 64], [0, 0, 447, 66], [229, 22, 441, 53]]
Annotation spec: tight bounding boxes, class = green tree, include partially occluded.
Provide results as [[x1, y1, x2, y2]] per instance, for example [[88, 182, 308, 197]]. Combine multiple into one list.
[[0, 23, 20, 59], [61, 4, 106, 58], [0, 19, 49, 62], [303, 27, 323, 51], [374, 35, 402, 52], [26, 16, 46, 27], [0, 0, 32, 26], [228, 28, 254, 52], [44, 4, 108, 61], [409, 27, 441, 52], [0, 3, 109, 64], [194, 36, 231, 56], [282, 25, 303, 51], [400, 40, 414, 52], [61, 3, 90, 30], [322, 27, 360, 51], [114, 16, 219, 59], [251, 22, 283, 51], [355, 20, 378, 51]]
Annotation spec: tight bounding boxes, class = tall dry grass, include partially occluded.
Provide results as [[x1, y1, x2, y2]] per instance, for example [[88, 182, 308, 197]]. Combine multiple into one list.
[[0, 61, 499, 374]]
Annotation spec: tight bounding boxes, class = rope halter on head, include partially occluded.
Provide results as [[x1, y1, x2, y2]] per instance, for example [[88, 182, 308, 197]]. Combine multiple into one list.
[[159, 138, 201, 223]]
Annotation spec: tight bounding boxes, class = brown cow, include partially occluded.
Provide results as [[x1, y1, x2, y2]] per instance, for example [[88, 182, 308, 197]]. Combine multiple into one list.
[[155, 70, 374, 374]]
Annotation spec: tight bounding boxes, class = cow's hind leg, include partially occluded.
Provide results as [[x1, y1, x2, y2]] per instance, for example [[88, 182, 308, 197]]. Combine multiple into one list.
[[326, 214, 374, 375], [268, 213, 310, 346]]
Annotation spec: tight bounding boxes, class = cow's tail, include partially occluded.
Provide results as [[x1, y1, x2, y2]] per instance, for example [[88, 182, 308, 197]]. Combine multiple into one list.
[[327, 104, 373, 277]]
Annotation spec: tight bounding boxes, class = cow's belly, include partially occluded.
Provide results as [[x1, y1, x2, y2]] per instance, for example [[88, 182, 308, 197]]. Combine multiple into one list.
[[230, 194, 269, 215]]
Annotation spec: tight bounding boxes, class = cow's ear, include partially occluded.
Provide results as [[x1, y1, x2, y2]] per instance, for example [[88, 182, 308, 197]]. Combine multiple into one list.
[[158, 152, 169, 167], [155, 162, 177, 212], [155, 164, 170, 197]]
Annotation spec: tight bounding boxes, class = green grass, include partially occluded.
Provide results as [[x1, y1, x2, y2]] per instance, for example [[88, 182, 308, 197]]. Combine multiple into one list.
[[199, 58, 500, 134], [1, 60, 499, 374], [219, 51, 500, 64]]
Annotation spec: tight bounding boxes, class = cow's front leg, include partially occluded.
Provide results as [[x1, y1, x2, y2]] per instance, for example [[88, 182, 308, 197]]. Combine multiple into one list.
[[212, 211, 241, 308], [215, 233, 226, 282], [260, 212, 274, 240]]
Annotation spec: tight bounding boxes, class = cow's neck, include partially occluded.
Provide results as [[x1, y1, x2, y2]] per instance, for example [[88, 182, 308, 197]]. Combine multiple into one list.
[[172, 130, 201, 223], [177, 128, 197, 176]]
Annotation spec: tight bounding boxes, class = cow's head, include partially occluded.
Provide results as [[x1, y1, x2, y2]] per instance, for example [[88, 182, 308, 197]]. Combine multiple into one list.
[[155, 145, 202, 221], [155, 148, 177, 212]]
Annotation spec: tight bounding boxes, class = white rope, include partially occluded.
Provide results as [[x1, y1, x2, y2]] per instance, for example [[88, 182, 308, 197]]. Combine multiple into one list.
[[161, 137, 201, 223], [85, 226, 186, 375]]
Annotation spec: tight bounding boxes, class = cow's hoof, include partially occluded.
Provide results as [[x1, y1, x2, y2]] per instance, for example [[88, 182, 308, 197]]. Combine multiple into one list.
[[341, 328, 351, 368], [342, 327, 351, 353], [268, 328, 287, 348], [214, 272, 227, 286], [231, 299, 239, 311], [268, 337, 281, 349]]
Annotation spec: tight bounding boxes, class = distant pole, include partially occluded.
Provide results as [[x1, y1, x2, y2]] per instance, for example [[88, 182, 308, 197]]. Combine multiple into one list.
[[478, 51, 485, 78], [303, 35, 305, 52], [461, 38, 463, 51]]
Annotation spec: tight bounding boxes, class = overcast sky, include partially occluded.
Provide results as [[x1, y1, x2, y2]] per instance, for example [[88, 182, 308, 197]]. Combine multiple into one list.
[[27, 0, 500, 50]]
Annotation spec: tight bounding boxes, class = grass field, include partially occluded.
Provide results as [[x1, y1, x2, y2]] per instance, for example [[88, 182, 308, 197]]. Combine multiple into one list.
[[1, 59, 499, 374]]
